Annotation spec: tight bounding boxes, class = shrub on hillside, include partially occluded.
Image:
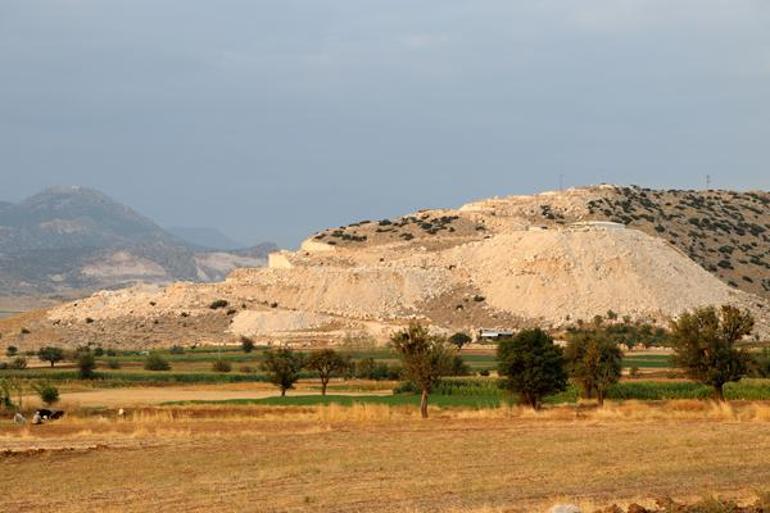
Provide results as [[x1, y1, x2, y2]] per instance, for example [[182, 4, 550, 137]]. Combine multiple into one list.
[[169, 345, 185, 355], [144, 353, 171, 371], [209, 299, 229, 310], [5, 345, 17, 357], [107, 358, 121, 369]]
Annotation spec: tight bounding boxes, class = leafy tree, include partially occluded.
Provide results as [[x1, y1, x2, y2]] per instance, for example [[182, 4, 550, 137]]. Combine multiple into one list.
[[564, 330, 623, 405], [261, 347, 304, 396], [5, 345, 18, 357], [77, 351, 97, 379], [448, 332, 472, 351], [33, 381, 60, 406], [497, 329, 567, 410], [144, 353, 171, 371], [391, 323, 454, 418], [671, 305, 754, 401], [240, 336, 256, 353], [305, 349, 350, 396], [38, 346, 65, 368]]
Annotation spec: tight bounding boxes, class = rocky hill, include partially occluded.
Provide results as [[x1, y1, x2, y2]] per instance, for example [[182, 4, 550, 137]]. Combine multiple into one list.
[[0, 186, 276, 299], [2, 185, 768, 350]]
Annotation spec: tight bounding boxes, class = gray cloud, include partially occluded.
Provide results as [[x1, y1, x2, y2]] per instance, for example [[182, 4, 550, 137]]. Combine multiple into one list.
[[1, 0, 768, 247]]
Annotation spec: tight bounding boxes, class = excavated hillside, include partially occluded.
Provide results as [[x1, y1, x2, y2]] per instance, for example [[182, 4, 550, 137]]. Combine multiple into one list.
[[1, 185, 768, 350]]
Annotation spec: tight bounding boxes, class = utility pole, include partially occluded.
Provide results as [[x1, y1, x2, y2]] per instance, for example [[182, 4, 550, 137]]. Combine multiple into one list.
[[706, 174, 711, 190], [558, 174, 564, 191]]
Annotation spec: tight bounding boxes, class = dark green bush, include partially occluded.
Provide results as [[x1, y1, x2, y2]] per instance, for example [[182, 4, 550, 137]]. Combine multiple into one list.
[[33, 382, 60, 406], [354, 358, 401, 380], [144, 353, 171, 371], [77, 352, 97, 379], [38, 346, 65, 367], [209, 299, 229, 310], [497, 328, 568, 409], [240, 337, 255, 353]]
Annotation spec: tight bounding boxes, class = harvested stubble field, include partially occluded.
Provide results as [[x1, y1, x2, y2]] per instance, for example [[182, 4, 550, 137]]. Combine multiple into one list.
[[2, 401, 770, 513]]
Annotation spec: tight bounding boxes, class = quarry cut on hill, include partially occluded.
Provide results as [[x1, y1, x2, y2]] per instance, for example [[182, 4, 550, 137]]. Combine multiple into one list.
[[2, 185, 769, 349]]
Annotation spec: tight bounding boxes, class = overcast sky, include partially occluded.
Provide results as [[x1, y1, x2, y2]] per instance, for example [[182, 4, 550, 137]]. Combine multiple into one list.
[[1, 0, 769, 247]]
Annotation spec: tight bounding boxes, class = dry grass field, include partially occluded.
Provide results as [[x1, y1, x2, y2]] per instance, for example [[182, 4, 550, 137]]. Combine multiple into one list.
[[3, 401, 770, 512]]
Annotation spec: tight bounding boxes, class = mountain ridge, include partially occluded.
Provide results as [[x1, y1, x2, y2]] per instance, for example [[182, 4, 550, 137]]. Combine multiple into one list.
[[0, 186, 275, 298]]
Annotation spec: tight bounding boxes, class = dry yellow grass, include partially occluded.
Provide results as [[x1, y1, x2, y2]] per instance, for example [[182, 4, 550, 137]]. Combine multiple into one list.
[[2, 401, 770, 512]]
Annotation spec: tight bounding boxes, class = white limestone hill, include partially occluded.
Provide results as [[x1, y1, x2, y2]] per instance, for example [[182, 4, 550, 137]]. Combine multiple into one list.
[[3, 185, 768, 349]]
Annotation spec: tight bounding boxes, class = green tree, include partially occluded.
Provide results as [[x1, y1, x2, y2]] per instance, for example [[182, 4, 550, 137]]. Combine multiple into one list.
[[305, 349, 350, 396], [391, 323, 454, 418], [261, 347, 304, 397], [38, 346, 65, 368], [77, 351, 97, 379], [240, 336, 256, 353], [448, 332, 472, 351], [565, 330, 623, 406], [32, 381, 60, 406], [671, 305, 754, 401], [497, 329, 567, 410], [144, 352, 171, 371]]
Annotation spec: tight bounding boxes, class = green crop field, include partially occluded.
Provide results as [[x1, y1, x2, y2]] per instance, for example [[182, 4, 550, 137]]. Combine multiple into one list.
[[162, 378, 770, 407]]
